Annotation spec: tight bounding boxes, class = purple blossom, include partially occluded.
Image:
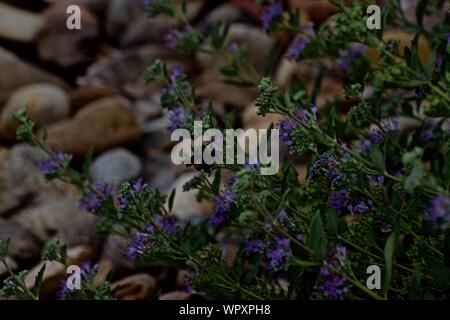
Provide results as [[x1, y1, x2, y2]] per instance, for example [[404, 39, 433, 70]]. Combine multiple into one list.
[[57, 262, 99, 299], [278, 117, 298, 150], [358, 139, 372, 155], [277, 210, 288, 223], [285, 35, 310, 61], [330, 189, 350, 212], [79, 184, 112, 213], [445, 32, 450, 43], [244, 239, 265, 255], [39, 151, 65, 174], [367, 175, 385, 187], [132, 177, 149, 193], [381, 222, 392, 233], [227, 42, 240, 54], [167, 106, 186, 133], [309, 152, 338, 179], [317, 245, 348, 298], [266, 237, 291, 272], [126, 225, 154, 261], [210, 189, 237, 227], [368, 129, 384, 144], [420, 120, 436, 142], [348, 200, 370, 214], [155, 216, 180, 235], [261, 1, 283, 32], [166, 27, 193, 51], [425, 194, 450, 230], [338, 44, 365, 72]]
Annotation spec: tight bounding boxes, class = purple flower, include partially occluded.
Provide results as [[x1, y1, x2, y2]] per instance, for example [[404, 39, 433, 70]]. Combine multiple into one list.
[[155, 216, 180, 235], [166, 27, 193, 50], [79, 184, 112, 213], [227, 42, 240, 54], [278, 117, 298, 150], [277, 210, 288, 223], [348, 200, 370, 214], [210, 189, 237, 227], [317, 245, 348, 298], [39, 151, 65, 174], [167, 106, 186, 133], [338, 44, 365, 72], [126, 225, 154, 261], [57, 262, 99, 299], [445, 32, 450, 43], [330, 189, 350, 212], [132, 177, 149, 193], [261, 1, 283, 32], [244, 239, 265, 255], [420, 120, 436, 142], [425, 194, 450, 230], [381, 222, 392, 233], [266, 237, 291, 272], [285, 35, 310, 61], [368, 129, 384, 144], [358, 139, 372, 155], [368, 175, 385, 187]]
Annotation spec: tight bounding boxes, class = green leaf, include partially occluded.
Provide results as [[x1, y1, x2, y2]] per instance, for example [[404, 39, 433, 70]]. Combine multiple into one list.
[[415, 0, 429, 27], [383, 227, 399, 298], [0, 238, 10, 260], [306, 211, 327, 261], [33, 263, 46, 298], [82, 148, 94, 178]]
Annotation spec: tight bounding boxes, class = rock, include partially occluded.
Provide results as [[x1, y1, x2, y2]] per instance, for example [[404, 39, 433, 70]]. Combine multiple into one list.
[[24, 245, 93, 297], [92, 259, 113, 287], [0, 144, 47, 217], [295, 164, 308, 185], [58, 214, 103, 251], [78, 45, 193, 100], [111, 274, 157, 300], [0, 218, 42, 261], [46, 96, 140, 158], [0, 47, 66, 104], [101, 235, 134, 270], [274, 58, 332, 89], [89, 148, 142, 187], [198, 3, 256, 35], [0, 256, 18, 278], [196, 23, 274, 74], [288, 0, 340, 23], [105, 0, 204, 47], [69, 86, 117, 113], [142, 153, 179, 193], [38, 2, 99, 68], [11, 192, 87, 242], [0, 83, 70, 140], [43, 0, 109, 14], [0, 2, 45, 42], [132, 99, 162, 130], [170, 172, 213, 222]]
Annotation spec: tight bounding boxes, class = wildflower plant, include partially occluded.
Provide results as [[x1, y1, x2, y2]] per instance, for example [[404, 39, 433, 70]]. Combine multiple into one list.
[[2, 0, 450, 300]]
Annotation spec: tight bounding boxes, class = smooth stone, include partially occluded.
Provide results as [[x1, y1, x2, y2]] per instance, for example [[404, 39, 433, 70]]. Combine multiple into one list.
[[111, 274, 157, 300], [0, 83, 70, 140], [0, 2, 45, 42], [0, 218, 42, 261], [89, 148, 142, 187]]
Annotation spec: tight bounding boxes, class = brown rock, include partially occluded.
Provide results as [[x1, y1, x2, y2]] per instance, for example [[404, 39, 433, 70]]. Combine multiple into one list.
[[288, 0, 340, 23], [0, 256, 18, 278], [46, 96, 140, 158], [69, 86, 117, 113], [0, 47, 66, 104], [159, 291, 202, 300], [242, 102, 283, 131], [0, 218, 42, 261], [111, 274, 157, 300], [0, 2, 45, 43], [38, 2, 99, 68], [78, 45, 193, 100], [0, 83, 70, 140], [101, 235, 134, 271]]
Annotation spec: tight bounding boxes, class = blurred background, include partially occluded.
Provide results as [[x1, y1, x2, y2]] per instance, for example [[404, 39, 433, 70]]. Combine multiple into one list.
[[0, 0, 443, 299]]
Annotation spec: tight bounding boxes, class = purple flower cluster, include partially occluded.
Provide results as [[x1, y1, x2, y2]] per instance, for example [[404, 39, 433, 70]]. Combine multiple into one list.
[[330, 188, 372, 214], [420, 120, 436, 142], [318, 245, 348, 298], [155, 216, 180, 235], [338, 44, 366, 73], [79, 184, 112, 213], [285, 22, 315, 61], [359, 119, 398, 154], [425, 194, 450, 230], [210, 189, 237, 227], [39, 151, 65, 174], [117, 177, 150, 211], [367, 175, 385, 187], [261, 1, 283, 32], [166, 27, 194, 50], [167, 106, 186, 133], [126, 225, 154, 261], [244, 239, 265, 256], [266, 237, 292, 272], [57, 262, 99, 299], [278, 104, 317, 151]]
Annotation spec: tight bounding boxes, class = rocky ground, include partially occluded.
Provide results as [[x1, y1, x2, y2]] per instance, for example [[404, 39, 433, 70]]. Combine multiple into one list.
[[0, 0, 438, 300]]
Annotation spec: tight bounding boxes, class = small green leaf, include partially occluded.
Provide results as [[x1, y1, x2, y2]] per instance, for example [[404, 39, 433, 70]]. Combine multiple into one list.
[[168, 188, 176, 213], [33, 263, 46, 298], [307, 211, 327, 261], [383, 227, 399, 298]]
